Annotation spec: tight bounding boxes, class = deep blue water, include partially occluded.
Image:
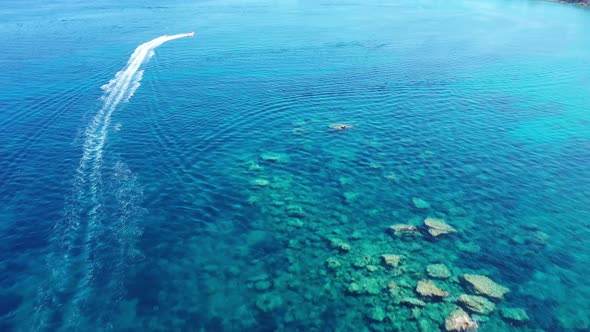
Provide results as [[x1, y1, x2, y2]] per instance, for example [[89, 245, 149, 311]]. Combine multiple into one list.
[[1, 0, 590, 331]]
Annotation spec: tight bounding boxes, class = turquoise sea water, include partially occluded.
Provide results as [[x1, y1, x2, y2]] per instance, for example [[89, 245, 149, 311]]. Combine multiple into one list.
[[1, 0, 590, 331]]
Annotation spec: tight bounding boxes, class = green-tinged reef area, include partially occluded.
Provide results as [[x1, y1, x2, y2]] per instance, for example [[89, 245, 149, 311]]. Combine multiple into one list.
[[113, 115, 590, 331], [237, 143, 525, 331]]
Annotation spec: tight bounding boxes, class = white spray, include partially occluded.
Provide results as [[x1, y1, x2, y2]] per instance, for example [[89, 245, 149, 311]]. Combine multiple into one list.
[[34, 33, 192, 331], [84, 33, 191, 177]]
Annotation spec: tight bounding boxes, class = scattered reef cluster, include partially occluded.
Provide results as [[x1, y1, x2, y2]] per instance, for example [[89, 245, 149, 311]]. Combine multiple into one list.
[[114, 116, 587, 332], [217, 124, 533, 331]]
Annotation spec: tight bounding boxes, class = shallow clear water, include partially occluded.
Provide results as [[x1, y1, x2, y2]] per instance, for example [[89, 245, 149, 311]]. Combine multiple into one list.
[[1, 0, 590, 331]]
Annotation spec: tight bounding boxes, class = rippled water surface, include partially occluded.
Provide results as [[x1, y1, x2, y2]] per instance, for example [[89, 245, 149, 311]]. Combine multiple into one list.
[[1, 0, 590, 331]]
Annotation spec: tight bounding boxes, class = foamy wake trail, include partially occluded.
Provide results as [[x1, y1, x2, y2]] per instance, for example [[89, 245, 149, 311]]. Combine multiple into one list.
[[33, 33, 191, 331]]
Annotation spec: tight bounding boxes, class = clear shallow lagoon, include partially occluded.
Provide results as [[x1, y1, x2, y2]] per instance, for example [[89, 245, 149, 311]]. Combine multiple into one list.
[[1, 0, 590, 331]]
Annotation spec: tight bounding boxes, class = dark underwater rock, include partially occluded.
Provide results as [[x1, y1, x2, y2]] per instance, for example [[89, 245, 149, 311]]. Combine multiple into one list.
[[500, 307, 530, 323]]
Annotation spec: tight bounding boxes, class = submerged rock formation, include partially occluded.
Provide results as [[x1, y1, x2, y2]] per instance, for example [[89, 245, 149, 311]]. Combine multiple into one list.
[[348, 278, 382, 295], [416, 279, 448, 298], [250, 178, 270, 187], [325, 257, 341, 269], [382, 254, 402, 267], [260, 152, 288, 163], [445, 308, 479, 332], [500, 307, 530, 323], [286, 204, 305, 218], [401, 297, 426, 307], [367, 306, 386, 322], [329, 238, 351, 253], [412, 197, 431, 209], [462, 274, 510, 300], [389, 224, 420, 237], [424, 217, 457, 237], [256, 292, 283, 313], [458, 294, 496, 315], [426, 263, 451, 279]]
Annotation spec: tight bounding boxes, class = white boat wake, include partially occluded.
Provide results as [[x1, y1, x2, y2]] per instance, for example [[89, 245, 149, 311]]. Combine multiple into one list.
[[33, 33, 193, 331]]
